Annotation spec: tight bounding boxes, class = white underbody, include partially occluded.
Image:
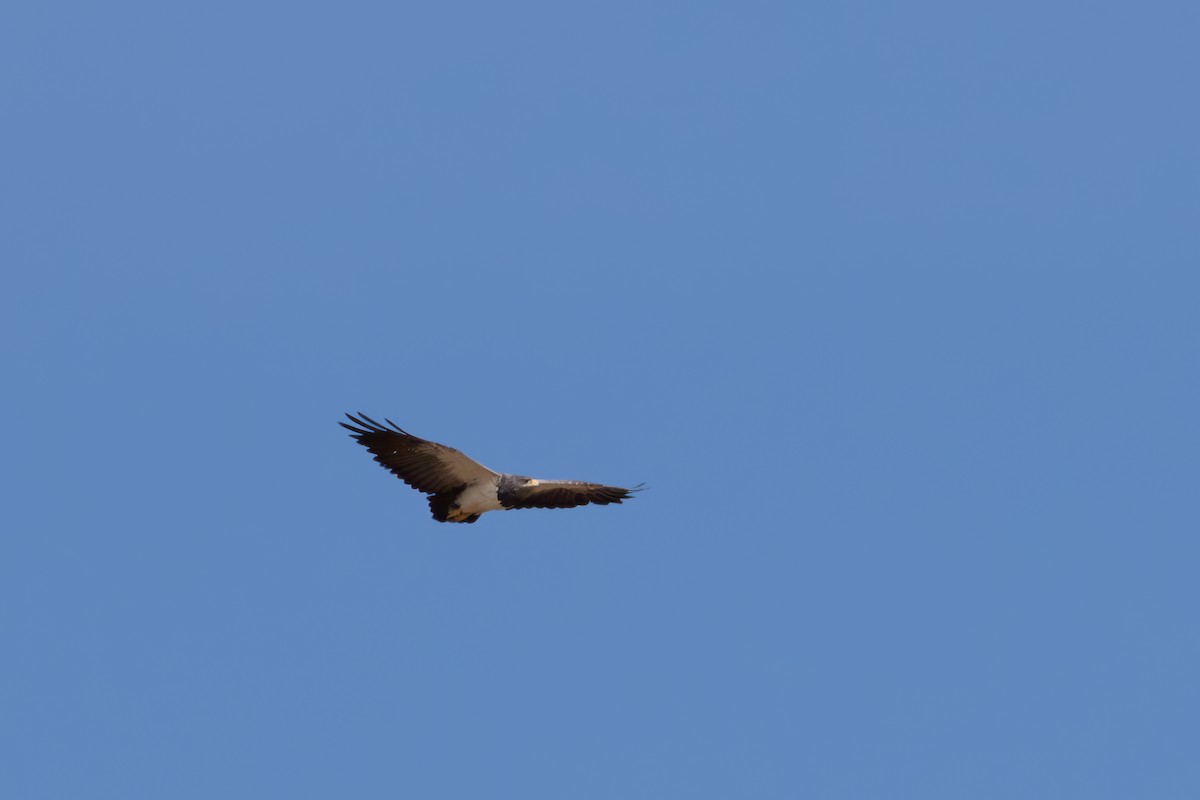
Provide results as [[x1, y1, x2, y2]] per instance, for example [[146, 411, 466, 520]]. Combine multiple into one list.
[[451, 478, 505, 519]]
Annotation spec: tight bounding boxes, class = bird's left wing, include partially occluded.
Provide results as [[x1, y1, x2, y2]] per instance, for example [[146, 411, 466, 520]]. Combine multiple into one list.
[[506, 479, 643, 509], [340, 413, 498, 494]]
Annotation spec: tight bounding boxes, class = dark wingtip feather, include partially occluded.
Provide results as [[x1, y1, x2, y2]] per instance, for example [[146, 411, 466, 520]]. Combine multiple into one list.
[[343, 412, 417, 440], [356, 412, 389, 431], [345, 412, 375, 429], [339, 420, 369, 437]]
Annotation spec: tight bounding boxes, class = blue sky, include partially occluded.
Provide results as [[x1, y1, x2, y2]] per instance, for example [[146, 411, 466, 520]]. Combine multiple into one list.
[[3, 1, 1198, 797]]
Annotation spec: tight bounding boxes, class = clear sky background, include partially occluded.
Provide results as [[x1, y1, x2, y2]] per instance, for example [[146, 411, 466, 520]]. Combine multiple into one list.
[[3, 1, 1198, 797]]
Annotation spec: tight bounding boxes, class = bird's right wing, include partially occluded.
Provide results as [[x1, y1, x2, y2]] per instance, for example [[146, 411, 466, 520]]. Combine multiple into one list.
[[506, 479, 643, 509], [340, 413, 498, 494]]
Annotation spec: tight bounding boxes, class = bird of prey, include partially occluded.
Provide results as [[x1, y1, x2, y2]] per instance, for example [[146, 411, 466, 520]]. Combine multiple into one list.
[[340, 413, 643, 523]]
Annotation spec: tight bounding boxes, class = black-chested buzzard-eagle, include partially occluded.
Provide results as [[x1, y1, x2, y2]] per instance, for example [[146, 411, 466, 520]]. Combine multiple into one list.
[[340, 413, 643, 523]]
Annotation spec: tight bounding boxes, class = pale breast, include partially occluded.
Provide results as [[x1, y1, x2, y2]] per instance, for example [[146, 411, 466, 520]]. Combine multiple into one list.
[[456, 479, 504, 514]]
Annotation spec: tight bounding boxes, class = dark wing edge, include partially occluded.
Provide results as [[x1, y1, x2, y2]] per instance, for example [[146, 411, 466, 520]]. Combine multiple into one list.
[[339, 412, 497, 494], [339, 412, 413, 437], [507, 480, 647, 510]]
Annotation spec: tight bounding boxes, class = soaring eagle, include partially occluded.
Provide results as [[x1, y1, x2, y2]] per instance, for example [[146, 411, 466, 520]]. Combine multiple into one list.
[[340, 413, 643, 523]]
